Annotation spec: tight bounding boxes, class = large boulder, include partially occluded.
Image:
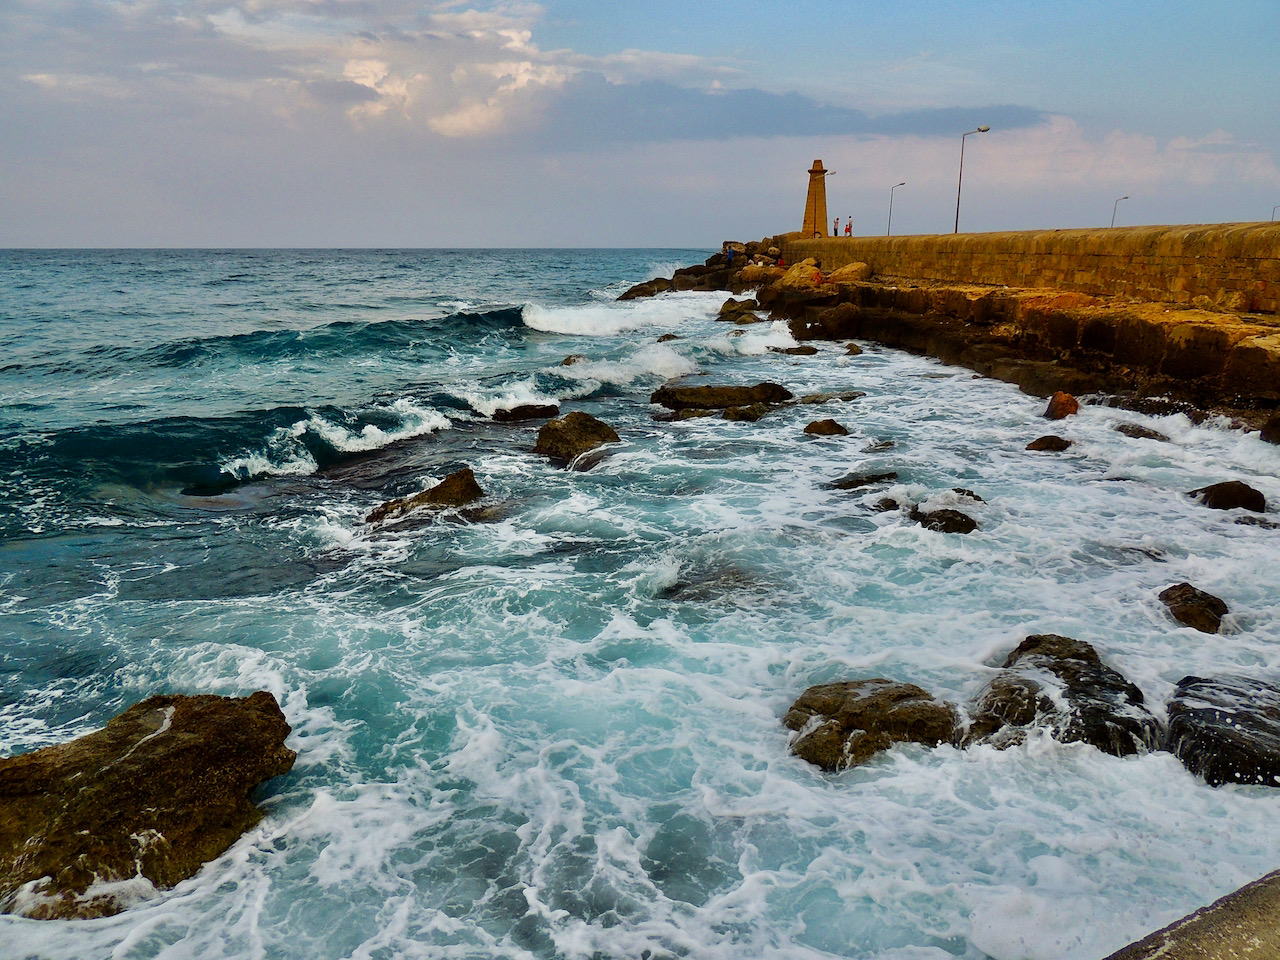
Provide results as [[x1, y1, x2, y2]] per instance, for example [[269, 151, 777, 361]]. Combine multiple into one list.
[[964, 635, 1161, 756], [826, 261, 874, 283], [910, 506, 977, 534], [804, 419, 849, 436], [366, 467, 485, 524], [1188, 480, 1266, 512], [618, 277, 673, 300], [1166, 676, 1280, 786], [784, 679, 958, 772], [650, 382, 793, 411], [0, 692, 295, 920], [532, 411, 619, 466], [1159, 582, 1229, 634], [1043, 391, 1080, 420]]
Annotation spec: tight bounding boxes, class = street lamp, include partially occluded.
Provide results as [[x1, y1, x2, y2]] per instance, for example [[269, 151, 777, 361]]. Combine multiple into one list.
[[1273, 204, 1279, 221], [954, 126, 990, 234], [1111, 195, 1129, 228], [887, 182, 906, 236]]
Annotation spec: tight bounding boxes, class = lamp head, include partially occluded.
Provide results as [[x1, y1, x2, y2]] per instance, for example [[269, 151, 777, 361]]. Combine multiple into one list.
[[976, 125, 991, 133]]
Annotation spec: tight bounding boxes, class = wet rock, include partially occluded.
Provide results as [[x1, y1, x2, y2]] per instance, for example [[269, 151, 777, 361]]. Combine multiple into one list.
[[874, 497, 901, 512], [1044, 391, 1081, 420], [1261, 412, 1280, 445], [0, 692, 295, 920], [790, 302, 860, 341], [952, 488, 986, 503], [493, 403, 560, 423], [1115, 422, 1170, 442], [769, 345, 819, 356], [828, 471, 899, 491], [717, 297, 759, 320], [650, 382, 793, 411], [618, 277, 672, 300], [1188, 480, 1266, 513], [1159, 582, 1229, 634], [1027, 435, 1072, 451], [783, 679, 958, 772], [366, 468, 485, 524], [798, 390, 866, 405], [722, 403, 775, 422], [910, 506, 977, 534], [1166, 676, 1280, 786], [656, 334, 681, 343], [532, 412, 620, 467], [561, 354, 588, 366], [965, 635, 1161, 756], [804, 419, 848, 436], [845, 342, 863, 356]]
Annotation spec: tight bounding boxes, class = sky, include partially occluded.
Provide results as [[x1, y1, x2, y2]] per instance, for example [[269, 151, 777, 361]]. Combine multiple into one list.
[[2, 0, 1278, 247]]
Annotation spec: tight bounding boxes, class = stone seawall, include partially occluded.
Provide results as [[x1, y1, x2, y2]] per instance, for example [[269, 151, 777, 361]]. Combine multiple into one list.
[[782, 224, 1280, 315]]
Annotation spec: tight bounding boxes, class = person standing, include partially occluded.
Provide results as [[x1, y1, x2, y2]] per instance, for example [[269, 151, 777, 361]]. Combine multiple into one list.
[[832, 216, 840, 236]]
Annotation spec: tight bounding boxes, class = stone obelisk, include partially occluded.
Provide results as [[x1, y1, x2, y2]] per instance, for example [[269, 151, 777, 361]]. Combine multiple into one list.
[[801, 160, 829, 238]]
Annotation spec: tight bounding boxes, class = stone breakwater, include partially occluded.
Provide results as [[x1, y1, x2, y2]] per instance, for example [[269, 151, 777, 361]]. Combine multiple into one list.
[[783, 223, 1280, 315], [622, 229, 1280, 425]]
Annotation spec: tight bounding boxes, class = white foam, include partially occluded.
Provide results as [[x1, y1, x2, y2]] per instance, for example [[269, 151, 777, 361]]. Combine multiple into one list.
[[522, 293, 721, 337]]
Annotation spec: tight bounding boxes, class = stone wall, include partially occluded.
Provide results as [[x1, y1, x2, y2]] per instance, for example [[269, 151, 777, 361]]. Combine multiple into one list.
[[782, 223, 1280, 315]]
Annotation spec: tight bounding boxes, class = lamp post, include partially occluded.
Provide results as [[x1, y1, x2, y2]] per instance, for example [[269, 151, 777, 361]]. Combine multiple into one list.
[[887, 182, 906, 236], [1273, 204, 1279, 221], [1111, 195, 1129, 228], [954, 126, 990, 234]]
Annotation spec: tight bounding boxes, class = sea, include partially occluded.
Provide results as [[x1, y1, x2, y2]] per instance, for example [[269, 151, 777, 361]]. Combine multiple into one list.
[[2, 248, 1280, 960]]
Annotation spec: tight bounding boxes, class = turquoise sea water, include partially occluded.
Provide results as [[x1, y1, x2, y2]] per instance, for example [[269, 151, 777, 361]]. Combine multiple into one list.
[[3, 249, 1280, 959]]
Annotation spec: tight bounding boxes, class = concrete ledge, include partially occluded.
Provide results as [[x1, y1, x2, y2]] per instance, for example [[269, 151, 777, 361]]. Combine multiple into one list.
[[782, 224, 1280, 314], [1103, 870, 1280, 959]]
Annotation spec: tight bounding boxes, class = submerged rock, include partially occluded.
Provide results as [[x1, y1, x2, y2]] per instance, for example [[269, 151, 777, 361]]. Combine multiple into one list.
[[0, 692, 295, 920], [784, 679, 958, 772], [798, 390, 866, 405], [769, 345, 819, 356], [827, 471, 899, 490], [532, 411, 619, 467], [965, 635, 1161, 756], [650, 382, 793, 411], [1027, 435, 1072, 451], [366, 468, 485, 524], [721, 403, 775, 422], [804, 419, 848, 436], [1044, 391, 1081, 420], [1166, 676, 1280, 786], [1115, 422, 1170, 442], [1188, 480, 1266, 513], [1159, 582, 1229, 634], [910, 506, 978, 534], [493, 403, 560, 423]]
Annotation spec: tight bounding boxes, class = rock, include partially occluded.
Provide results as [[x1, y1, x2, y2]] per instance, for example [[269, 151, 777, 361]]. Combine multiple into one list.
[[826, 261, 874, 283], [1166, 676, 1280, 786], [722, 403, 774, 422], [1044, 391, 1080, 420], [783, 679, 958, 772], [910, 506, 977, 534], [827, 471, 899, 490], [739, 264, 784, 285], [561, 354, 588, 366], [804, 419, 848, 436], [366, 467, 485, 524], [791, 302, 860, 341], [1261, 412, 1280, 445], [965, 635, 1161, 756], [777, 259, 825, 291], [952, 488, 986, 503], [493, 403, 560, 422], [799, 390, 866, 405], [618, 277, 672, 300], [656, 334, 681, 343], [717, 297, 758, 320], [769, 345, 819, 356], [0, 692, 295, 920], [1027, 435, 1072, 451], [1114, 422, 1170, 442], [1188, 480, 1266, 512], [650, 382, 793, 411], [874, 497, 901, 512], [1159, 582, 1229, 634], [532, 412, 620, 466], [845, 342, 863, 356]]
